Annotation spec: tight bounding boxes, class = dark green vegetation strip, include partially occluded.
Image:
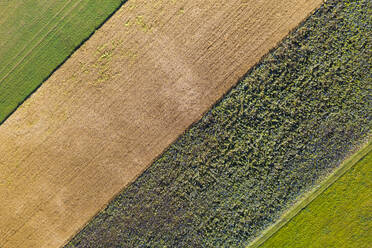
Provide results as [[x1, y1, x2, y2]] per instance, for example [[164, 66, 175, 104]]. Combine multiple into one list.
[[260, 150, 372, 248], [0, 0, 127, 124], [67, 0, 371, 247]]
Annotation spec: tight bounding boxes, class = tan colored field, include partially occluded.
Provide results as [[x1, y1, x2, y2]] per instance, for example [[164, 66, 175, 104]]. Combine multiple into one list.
[[0, 0, 322, 247]]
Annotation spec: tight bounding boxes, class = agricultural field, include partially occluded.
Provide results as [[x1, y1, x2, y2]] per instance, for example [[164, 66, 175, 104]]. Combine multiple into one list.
[[0, 0, 322, 247], [0, 0, 126, 124], [260, 150, 372, 248], [66, 0, 371, 247]]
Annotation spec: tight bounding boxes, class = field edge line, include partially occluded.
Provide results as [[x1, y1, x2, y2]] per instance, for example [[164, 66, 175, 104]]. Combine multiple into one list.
[[246, 138, 372, 248], [62, 2, 327, 247], [0, 0, 128, 126]]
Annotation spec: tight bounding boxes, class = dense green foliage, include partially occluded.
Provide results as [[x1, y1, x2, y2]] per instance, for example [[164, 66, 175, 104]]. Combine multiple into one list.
[[67, 0, 371, 247], [261, 151, 372, 248], [0, 0, 127, 124]]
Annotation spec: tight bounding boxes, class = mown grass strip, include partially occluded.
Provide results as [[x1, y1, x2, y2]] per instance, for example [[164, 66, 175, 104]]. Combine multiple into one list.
[[260, 148, 372, 247], [248, 141, 372, 248], [67, 0, 371, 247], [0, 0, 128, 125]]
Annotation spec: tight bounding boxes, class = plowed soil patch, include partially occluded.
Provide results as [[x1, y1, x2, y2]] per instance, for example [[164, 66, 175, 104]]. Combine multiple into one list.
[[0, 0, 321, 247]]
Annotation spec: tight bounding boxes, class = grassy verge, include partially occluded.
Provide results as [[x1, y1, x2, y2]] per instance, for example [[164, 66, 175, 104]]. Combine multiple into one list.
[[249, 141, 372, 248], [0, 0, 127, 124], [259, 147, 372, 248], [67, 0, 371, 247]]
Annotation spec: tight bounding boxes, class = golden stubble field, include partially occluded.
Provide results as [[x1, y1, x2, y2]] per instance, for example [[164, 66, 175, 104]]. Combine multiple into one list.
[[0, 0, 322, 247]]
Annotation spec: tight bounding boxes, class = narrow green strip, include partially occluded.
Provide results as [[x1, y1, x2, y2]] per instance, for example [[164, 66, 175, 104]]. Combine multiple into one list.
[[248, 140, 372, 248], [0, 0, 128, 125]]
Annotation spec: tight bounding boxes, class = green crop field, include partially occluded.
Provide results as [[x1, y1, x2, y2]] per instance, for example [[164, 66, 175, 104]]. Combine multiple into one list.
[[67, 0, 371, 247], [0, 0, 126, 124], [260, 151, 372, 248]]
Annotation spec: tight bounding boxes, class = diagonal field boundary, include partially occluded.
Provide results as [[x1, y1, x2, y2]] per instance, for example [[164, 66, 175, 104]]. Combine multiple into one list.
[[0, 0, 323, 247], [0, 0, 76, 81], [0, 0, 127, 125], [247, 139, 372, 248]]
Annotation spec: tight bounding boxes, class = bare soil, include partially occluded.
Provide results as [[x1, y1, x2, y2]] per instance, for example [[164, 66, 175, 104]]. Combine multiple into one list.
[[0, 0, 322, 247]]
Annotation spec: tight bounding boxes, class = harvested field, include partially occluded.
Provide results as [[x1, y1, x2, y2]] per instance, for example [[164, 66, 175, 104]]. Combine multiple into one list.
[[66, 0, 371, 247], [0, 0, 322, 247], [0, 0, 126, 123]]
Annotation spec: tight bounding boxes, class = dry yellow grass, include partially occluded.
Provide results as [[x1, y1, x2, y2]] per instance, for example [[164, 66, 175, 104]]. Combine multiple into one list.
[[0, 0, 322, 247]]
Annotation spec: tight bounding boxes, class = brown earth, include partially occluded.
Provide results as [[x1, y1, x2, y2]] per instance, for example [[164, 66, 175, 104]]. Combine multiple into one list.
[[0, 0, 322, 247]]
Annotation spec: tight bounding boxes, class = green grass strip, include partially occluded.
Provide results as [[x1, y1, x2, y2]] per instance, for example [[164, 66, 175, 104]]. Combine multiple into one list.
[[0, 0, 128, 125], [248, 140, 372, 248]]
